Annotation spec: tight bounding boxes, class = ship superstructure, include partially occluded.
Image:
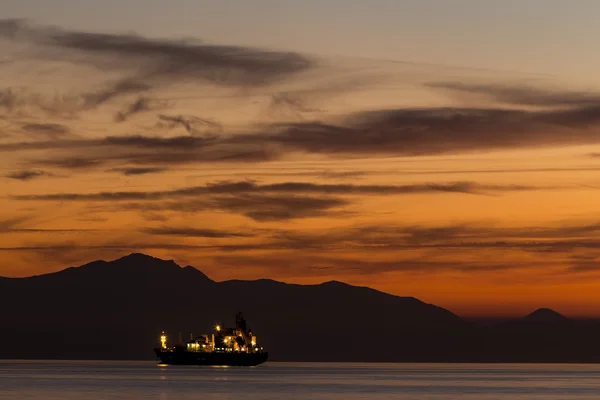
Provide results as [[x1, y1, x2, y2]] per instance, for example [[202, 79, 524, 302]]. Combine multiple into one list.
[[154, 312, 268, 366]]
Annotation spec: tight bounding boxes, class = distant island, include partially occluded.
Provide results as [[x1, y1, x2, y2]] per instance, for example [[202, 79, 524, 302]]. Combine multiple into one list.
[[1, 253, 599, 363]]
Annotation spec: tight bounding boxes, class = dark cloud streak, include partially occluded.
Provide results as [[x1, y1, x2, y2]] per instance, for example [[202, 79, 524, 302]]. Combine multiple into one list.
[[107, 167, 168, 176], [36, 158, 105, 169], [143, 227, 254, 238], [247, 105, 600, 157], [11, 180, 551, 202], [212, 194, 349, 222], [158, 114, 222, 136], [114, 97, 169, 122], [0, 19, 315, 89], [82, 79, 151, 109], [21, 123, 70, 139], [428, 82, 600, 107], [6, 170, 53, 181]]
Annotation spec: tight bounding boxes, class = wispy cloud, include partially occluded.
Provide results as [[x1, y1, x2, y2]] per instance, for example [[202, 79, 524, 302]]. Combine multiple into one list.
[[2, 20, 600, 164], [0, 215, 94, 233], [211, 194, 350, 222], [8, 180, 556, 222], [143, 227, 255, 238], [428, 82, 600, 107], [4, 101, 600, 164], [244, 105, 600, 157], [11, 180, 552, 202], [211, 253, 538, 277], [6, 169, 54, 181], [0, 19, 315, 90], [82, 79, 151, 109], [0, 135, 275, 168], [158, 114, 222, 136], [107, 167, 168, 176], [0, 216, 32, 232], [3, 218, 600, 278], [36, 158, 105, 169], [21, 123, 70, 139], [114, 97, 169, 122], [107, 194, 349, 222], [265, 222, 600, 254]]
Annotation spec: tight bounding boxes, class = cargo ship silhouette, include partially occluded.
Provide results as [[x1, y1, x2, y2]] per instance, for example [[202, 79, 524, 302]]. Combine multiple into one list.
[[154, 312, 268, 366]]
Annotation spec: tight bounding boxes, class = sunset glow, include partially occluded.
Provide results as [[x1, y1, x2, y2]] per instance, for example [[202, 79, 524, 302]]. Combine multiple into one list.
[[3, 2, 600, 318]]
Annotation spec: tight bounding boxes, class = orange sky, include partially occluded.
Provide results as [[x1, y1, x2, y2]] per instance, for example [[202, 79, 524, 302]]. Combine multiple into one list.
[[3, 20, 600, 318]]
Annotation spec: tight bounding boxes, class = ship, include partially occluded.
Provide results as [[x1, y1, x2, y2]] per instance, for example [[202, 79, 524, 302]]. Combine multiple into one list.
[[154, 312, 268, 366]]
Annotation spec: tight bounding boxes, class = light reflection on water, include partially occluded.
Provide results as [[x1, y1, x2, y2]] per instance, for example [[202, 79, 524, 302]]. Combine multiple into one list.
[[1, 360, 600, 399]]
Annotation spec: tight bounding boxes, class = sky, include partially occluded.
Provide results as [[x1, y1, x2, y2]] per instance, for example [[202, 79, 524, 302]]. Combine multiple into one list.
[[2, 1, 600, 318]]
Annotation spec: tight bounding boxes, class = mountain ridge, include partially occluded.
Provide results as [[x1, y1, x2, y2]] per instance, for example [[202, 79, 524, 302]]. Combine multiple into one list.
[[0, 253, 572, 319], [1, 253, 599, 362], [3, 253, 429, 301], [0, 252, 573, 319], [524, 308, 569, 322]]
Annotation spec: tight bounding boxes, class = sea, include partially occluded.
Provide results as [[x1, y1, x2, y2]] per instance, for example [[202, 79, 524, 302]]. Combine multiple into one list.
[[1, 361, 600, 399]]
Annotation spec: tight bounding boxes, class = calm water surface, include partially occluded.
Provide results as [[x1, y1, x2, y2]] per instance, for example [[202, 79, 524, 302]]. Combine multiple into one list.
[[1, 361, 600, 399]]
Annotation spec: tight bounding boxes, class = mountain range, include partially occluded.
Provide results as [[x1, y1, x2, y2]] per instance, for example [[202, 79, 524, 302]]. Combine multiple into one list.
[[1, 253, 599, 362]]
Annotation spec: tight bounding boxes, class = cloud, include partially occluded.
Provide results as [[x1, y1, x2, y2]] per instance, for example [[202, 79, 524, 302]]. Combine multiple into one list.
[[21, 123, 70, 139], [82, 79, 151, 109], [0, 19, 315, 89], [0, 135, 276, 168], [211, 194, 349, 222], [0, 138, 96, 152], [4, 20, 600, 162], [0, 215, 96, 234], [114, 97, 169, 122], [396, 166, 600, 175], [0, 82, 151, 117], [5, 96, 600, 165], [0, 87, 78, 117], [251, 181, 543, 195], [158, 114, 222, 136], [265, 92, 323, 120], [6, 170, 53, 181], [118, 194, 349, 222], [36, 158, 105, 169], [0, 87, 19, 111], [0, 216, 32, 232], [107, 167, 168, 176], [566, 260, 600, 273], [428, 82, 600, 107], [6, 228, 98, 233], [211, 253, 532, 277], [143, 227, 255, 238], [266, 222, 600, 254], [246, 105, 600, 156], [4, 218, 600, 277], [103, 135, 212, 149], [0, 242, 270, 253], [7, 102, 600, 163], [26, 145, 275, 168], [318, 171, 370, 179], [9, 180, 553, 222], [11, 180, 550, 202]]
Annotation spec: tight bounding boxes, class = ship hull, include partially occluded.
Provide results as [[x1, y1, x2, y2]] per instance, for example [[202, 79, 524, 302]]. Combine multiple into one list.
[[154, 348, 268, 366]]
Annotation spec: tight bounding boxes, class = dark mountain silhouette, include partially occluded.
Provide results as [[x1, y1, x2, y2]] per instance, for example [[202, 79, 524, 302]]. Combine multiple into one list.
[[476, 306, 599, 363], [1, 253, 600, 362], [523, 308, 569, 323]]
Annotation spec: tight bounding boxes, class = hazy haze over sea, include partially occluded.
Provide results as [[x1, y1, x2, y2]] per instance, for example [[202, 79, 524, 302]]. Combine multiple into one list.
[[1, 361, 600, 399]]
